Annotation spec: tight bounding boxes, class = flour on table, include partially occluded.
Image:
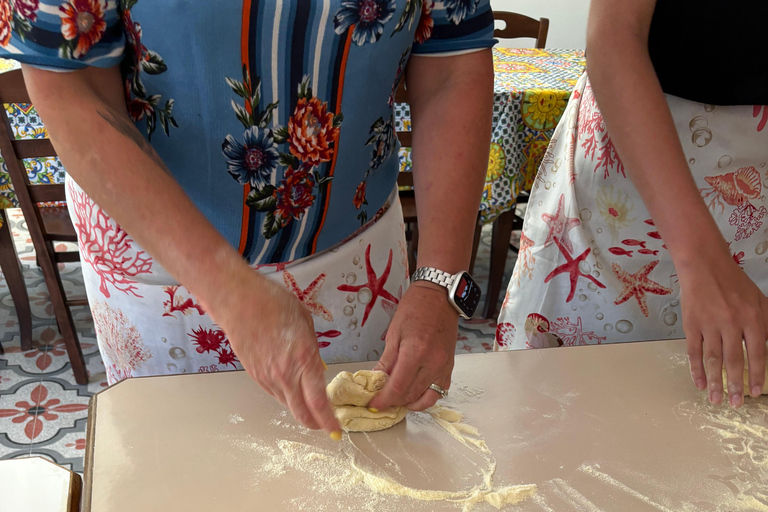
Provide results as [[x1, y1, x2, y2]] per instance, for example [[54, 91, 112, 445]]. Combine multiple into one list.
[[228, 413, 244, 424]]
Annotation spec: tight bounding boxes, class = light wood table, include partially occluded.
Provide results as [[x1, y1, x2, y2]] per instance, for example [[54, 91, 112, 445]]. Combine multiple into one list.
[[0, 456, 82, 512], [82, 340, 768, 511]]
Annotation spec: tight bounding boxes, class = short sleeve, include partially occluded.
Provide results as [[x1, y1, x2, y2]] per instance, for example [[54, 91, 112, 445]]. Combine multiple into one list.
[[411, 0, 496, 56], [0, 0, 125, 71]]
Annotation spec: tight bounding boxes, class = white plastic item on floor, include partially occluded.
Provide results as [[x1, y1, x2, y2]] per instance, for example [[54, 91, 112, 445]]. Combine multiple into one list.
[[0, 457, 81, 512]]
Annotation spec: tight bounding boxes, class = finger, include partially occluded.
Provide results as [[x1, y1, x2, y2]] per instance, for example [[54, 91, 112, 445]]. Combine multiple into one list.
[[373, 333, 401, 374], [703, 331, 724, 405], [404, 354, 453, 411], [368, 353, 422, 411], [300, 363, 342, 435], [406, 374, 451, 412], [744, 325, 766, 398], [722, 330, 745, 408], [686, 330, 707, 391], [285, 383, 320, 430]]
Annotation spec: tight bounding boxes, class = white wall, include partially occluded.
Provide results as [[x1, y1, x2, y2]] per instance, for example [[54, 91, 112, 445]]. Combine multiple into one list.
[[491, 0, 589, 49]]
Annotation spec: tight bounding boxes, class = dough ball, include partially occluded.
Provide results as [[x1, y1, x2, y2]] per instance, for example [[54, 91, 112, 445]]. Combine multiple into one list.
[[326, 370, 406, 432], [720, 350, 768, 395]]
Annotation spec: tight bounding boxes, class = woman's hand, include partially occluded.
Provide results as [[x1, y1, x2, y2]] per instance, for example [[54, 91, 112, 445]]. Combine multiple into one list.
[[213, 269, 341, 435], [368, 282, 458, 412], [680, 252, 768, 407]]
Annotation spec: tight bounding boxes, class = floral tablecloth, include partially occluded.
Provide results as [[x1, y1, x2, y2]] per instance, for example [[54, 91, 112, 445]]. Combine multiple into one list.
[[396, 48, 586, 224], [0, 58, 63, 210]]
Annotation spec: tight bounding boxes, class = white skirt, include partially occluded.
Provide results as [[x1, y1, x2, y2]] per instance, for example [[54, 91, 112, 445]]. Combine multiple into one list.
[[497, 72, 768, 350], [66, 181, 409, 384]]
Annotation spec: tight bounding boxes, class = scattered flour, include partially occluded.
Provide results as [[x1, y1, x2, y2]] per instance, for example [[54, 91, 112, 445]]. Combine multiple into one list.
[[228, 413, 245, 424]]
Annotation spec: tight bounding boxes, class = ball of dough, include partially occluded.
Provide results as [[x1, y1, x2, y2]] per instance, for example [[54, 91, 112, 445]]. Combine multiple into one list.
[[326, 370, 407, 432]]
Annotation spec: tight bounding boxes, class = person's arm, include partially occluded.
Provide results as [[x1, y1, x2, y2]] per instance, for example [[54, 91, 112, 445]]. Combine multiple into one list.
[[369, 50, 493, 411], [22, 65, 340, 434], [587, 0, 768, 406]]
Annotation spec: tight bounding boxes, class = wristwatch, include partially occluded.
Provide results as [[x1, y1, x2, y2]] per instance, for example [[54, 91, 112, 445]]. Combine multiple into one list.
[[411, 267, 481, 319]]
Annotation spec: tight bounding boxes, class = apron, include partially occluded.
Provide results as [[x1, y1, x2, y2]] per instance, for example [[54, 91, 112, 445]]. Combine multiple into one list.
[[497, 72, 768, 350], [66, 180, 409, 384]]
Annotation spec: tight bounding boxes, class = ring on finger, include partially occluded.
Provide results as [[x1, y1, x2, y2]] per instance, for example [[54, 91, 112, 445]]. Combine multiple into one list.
[[429, 383, 448, 399]]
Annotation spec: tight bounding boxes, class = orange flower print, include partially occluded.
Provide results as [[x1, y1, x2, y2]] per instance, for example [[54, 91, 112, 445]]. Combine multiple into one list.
[[288, 97, 340, 166], [353, 181, 367, 209], [415, 1, 434, 44], [59, 0, 107, 58], [0, 0, 12, 47]]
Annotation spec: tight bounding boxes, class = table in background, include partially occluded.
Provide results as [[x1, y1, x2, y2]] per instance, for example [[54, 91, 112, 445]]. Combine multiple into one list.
[[396, 48, 586, 224], [82, 339, 767, 511], [0, 457, 82, 512]]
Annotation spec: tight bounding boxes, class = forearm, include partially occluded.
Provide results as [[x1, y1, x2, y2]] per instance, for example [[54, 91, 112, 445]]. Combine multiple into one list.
[[408, 51, 494, 274], [586, 8, 730, 270], [23, 66, 258, 316]]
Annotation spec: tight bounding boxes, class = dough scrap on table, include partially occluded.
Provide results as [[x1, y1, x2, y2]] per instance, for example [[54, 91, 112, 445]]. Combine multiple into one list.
[[326, 370, 407, 432]]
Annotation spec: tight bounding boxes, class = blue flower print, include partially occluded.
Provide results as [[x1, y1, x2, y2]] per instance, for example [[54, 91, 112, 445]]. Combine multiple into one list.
[[334, 0, 397, 46], [222, 126, 280, 189], [444, 0, 479, 25]]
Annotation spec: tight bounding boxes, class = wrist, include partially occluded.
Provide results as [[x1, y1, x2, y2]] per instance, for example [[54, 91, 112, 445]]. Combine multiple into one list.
[[410, 280, 459, 314]]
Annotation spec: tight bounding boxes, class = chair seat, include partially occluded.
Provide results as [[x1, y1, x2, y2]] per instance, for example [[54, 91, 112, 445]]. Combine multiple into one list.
[[40, 206, 78, 242]]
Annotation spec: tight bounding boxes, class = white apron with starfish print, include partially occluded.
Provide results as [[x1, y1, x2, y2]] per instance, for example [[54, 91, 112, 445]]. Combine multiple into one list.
[[496, 72, 768, 350], [65, 180, 409, 385]]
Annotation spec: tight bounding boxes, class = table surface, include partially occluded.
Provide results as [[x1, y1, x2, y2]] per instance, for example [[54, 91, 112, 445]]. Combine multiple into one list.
[[0, 457, 81, 512], [83, 339, 768, 512]]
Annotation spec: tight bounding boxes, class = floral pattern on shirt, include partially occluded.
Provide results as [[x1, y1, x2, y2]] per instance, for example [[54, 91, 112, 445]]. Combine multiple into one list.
[[334, 0, 397, 46]]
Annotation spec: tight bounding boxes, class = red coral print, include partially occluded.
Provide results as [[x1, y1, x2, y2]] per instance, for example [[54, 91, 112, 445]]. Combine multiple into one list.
[[216, 347, 238, 369], [288, 97, 340, 166], [188, 326, 226, 354], [69, 184, 152, 298], [0, 384, 87, 440], [578, 82, 625, 179], [163, 285, 205, 317], [59, 0, 107, 58], [729, 202, 767, 241], [198, 364, 220, 373], [550, 317, 605, 346], [0, 0, 12, 47], [495, 322, 516, 348], [754, 105, 768, 133], [91, 301, 152, 383], [275, 166, 315, 224], [353, 181, 367, 210], [415, 1, 434, 44], [15, 0, 39, 21]]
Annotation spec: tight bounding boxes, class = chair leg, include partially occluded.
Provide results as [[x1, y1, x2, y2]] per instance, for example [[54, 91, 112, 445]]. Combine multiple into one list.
[[483, 210, 515, 320], [38, 239, 87, 384], [408, 222, 419, 278], [0, 210, 33, 351], [468, 218, 482, 275]]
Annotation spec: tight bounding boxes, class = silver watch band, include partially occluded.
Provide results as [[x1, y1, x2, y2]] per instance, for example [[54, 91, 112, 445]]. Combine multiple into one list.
[[411, 267, 456, 289]]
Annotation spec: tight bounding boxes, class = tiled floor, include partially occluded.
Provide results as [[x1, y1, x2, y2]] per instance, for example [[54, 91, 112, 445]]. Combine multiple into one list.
[[0, 208, 517, 472]]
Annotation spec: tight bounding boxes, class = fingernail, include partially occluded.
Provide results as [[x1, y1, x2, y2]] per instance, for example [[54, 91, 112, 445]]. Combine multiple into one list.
[[329, 430, 342, 441], [368, 407, 379, 413], [711, 391, 722, 404], [753, 386, 762, 397], [730, 393, 742, 408], [321, 358, 328, 370], [696, 378, 707, 390]]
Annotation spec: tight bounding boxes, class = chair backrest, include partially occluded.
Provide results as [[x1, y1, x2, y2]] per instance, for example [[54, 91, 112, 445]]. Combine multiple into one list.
[[493, 11, 549, 48], [0, 69, 65, 207], [393, 79, 413, 189]]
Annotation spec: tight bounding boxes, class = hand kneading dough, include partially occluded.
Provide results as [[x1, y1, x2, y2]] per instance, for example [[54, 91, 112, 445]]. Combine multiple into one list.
[[326, 370, 407, 432], [720, 350, 768, 395]]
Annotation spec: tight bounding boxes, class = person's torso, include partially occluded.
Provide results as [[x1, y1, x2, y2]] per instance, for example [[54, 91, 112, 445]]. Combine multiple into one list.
[[648, 0, 768, 106], [127, 0, 423, 264]]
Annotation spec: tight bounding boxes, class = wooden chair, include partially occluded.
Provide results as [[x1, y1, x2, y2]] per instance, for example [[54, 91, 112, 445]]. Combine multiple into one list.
[[0, 207, 32, 353], [479, 12, 549, 319], [493, 12, 549, 48], [0, 69, 88, 383]]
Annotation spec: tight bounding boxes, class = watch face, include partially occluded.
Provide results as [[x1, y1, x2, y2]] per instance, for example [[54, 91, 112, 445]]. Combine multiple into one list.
[[452, 272, 481, 318]]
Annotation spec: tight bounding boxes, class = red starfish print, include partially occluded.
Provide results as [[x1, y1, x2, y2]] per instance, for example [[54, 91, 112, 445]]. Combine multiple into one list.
[[163, 286, 205, 317], [544, 237, 605, 302], [541, 194, 580, 253], [283, 271, 333, 322], [338, 245, 398, 327], [612, 260, 672, 317]]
